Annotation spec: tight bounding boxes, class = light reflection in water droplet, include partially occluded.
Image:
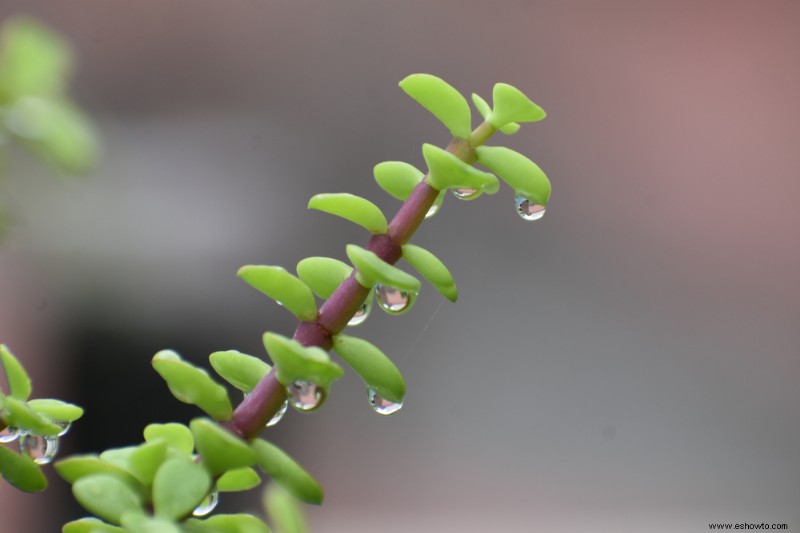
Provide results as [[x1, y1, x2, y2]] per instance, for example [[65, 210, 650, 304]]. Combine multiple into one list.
[[266, 400, 289, 427], [376, 285, 416, 315], [368, 388, 403, 416], [287, 381, 325, 412], [451, 188, 481, 200], [348, 293, 373, 326], [0, 426, 20, 443], [19, 434, 59, 464], [192, 489, 219, 517], [514, 195, 546, 221]]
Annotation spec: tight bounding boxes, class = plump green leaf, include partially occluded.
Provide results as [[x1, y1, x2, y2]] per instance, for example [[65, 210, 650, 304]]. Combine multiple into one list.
[[308, 193, 388, 234], [210, 350, 271, 393], [152, 457, 211, 520], [188, 514, 272, 533], [296, 257, 352, 299], [262, 332, 344, 389], [401, 244, 458, 302], [471, 93, 519, 134], [0, 445, 47, 492], [121, 513, 182, 533], [3, 396, 62, 436], [128, 440, 168, 487], [7, 97, 98, 174], [237, 266, 318, 321], [72, 473, 145, 525], [345, 244, 421, 292], [252, 439, 323, 505], [0, 16, 71, 98], [399, 74, 472, 139], [27, 398, 84, 422], [331, 334, 405, 404], [476, 146, 551, 205], [373, 161, 424, 201], [190, 418, 257, 476], [99, 446, 138, 471], [489, 82, 546, 129], [217, 466, 261, 492], [55, 454, 141, 489], [63, 518, 127, 533], [151, 350, 233, 421], [422, 144, 498, 194], [0, 344, 32, 400], [143, 423, 194, 455], [265, 484, 308, 533]]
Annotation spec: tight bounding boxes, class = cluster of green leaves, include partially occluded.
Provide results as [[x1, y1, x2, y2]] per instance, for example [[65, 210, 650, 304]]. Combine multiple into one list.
[[51, 73, 550, 532], [0, 344, 84, 492]]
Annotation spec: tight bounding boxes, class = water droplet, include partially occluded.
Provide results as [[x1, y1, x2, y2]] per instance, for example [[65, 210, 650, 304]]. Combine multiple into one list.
[[287, 381, 325, 412], [451, 188, 481, 200], [515, 195, 546, 221], [266, 400, 289, 427], [368, 388, 403, 416], [20, 434, 59, 465], [54, 420, 71, 437], [192, 489, 219, 517], [348, 294, 373, 326], [0, 426, 20, 443], [425, 203, 440, 218], [376, 285, 416, 315]]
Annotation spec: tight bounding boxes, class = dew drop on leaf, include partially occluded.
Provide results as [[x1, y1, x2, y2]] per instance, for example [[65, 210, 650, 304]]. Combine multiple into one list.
[[54, 420, 71, 437], [266, 400, 289, 427], [0, 426, 20, 443], [376, 285, 416, 314], [348, 294, 372, 327], [20, 434, 59, 464], [451, 188, 481, 200], [515, 195, 546, 221], [192, 489, 219, 517], [368, 388, 403, 416], [286, 381, 325, 412], [425, 203, 440, 218]]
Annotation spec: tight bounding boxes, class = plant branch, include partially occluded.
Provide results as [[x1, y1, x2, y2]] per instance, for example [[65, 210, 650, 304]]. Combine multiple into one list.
[[226, 123, 496, 440]]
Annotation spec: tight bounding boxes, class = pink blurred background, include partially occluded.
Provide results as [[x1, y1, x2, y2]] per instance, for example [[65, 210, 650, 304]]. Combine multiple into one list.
[[1, 1, 798, 531]]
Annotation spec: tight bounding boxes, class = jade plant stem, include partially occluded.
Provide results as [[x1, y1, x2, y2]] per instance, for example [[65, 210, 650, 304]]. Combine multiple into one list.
[[226, 123, 497, 440]]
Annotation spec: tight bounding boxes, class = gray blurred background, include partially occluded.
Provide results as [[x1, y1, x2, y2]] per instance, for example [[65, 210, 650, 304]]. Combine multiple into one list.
[[1, 1, 798, 531]]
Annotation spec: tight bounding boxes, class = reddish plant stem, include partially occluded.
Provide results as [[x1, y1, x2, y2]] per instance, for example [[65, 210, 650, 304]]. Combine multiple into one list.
[[227, 130, 486, 439]]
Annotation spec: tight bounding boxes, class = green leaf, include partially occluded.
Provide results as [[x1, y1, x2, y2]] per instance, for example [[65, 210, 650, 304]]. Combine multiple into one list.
[[210, 350, 271, 393], [308, 193, 388, 234], [401, 244, 458, 302], [0, 445, 47, 492], [190, 418, 257, 476], [475, 146, 551, 205], [237, 266, 318, 321], [296, 257, 352, 299], [331, 334, 405, 404], [3, 396, 62, 436], [128, 441, 168, 487], [252, 439, 323, 505], [0, 344, 32, 400], [217, 466, 261, 492], [471, 93, 519, 134], [72, 473, 145, 525], [0, 16, 71, 98], [265, 485, 308, 533], [99, 446, 138, 471], [189, 514, 272, 533], [399, 73, 472, 139], [489, 82, 546, 129], [422, 144, 498, 194], [120, 513, 182, 533], [151, 350, 233, 421], [262, 332, 344, 390], [7, 97, 98, 174], [27, 398, 84, 422], [55, 454, 141, 489], [63, 518, 127, 533], [373, 161, 424, 201], [345, 244, 421, 292], [143, 423, 195, 455], [152, 457, 211, 520]]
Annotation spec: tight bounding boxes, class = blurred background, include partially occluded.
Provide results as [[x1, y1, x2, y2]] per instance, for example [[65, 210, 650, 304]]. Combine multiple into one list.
[[1, 1, 799, 531]]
